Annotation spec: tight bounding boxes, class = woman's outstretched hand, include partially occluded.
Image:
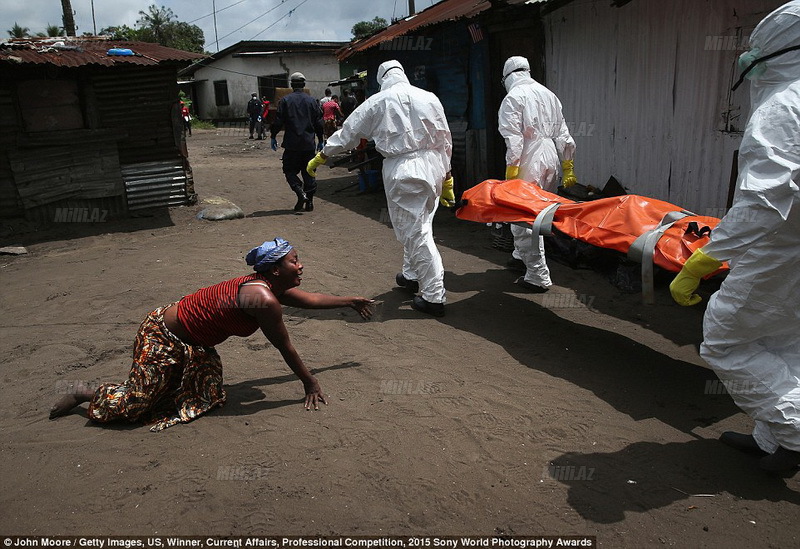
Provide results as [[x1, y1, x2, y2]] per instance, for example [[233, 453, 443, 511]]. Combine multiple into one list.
[[350, 298, 375, 320]]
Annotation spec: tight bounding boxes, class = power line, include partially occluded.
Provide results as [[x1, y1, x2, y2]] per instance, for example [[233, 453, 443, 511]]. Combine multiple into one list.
[[213, 0, 292, 45], [246, 0, 312, 40], [187, 0, 251, 24]]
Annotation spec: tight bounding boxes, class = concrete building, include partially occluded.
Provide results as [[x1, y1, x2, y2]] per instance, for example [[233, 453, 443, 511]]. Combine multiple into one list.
[[179, 41, 351, 121]]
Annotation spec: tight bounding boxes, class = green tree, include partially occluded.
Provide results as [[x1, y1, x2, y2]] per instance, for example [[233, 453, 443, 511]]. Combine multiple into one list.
[[41, 24, 64, 37], [7, 22, 30, 38], [99, 25, 141, 40], [127, 5, 205, 53], [137, 5, 175, 44], [351, 17, 388, 40], [162, 21, 205, 54]]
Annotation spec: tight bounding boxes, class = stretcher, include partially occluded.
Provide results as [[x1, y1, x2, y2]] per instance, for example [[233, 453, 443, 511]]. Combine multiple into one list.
[[455, 179, 727, 303]]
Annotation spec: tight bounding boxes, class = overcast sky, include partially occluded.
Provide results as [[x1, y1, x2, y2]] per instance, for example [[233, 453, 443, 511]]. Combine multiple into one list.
[[2, 0, 443, 52]]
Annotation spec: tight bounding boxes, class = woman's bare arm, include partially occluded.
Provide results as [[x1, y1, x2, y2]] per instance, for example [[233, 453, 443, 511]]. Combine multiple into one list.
[[238, 284, 326, 410], [279, 288, 374, 320]]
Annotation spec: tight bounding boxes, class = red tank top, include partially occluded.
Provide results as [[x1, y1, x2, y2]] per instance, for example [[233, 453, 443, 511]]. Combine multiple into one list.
[[177, 274, 271, 347]]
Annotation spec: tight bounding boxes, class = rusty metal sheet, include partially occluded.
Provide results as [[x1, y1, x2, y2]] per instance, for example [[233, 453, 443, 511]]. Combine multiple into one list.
[[0, 37, 205, 68]]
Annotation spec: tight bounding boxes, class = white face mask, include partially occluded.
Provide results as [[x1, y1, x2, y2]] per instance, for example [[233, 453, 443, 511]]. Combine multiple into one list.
[[737, 48, 767, 80], [732, 44, 800, 90]]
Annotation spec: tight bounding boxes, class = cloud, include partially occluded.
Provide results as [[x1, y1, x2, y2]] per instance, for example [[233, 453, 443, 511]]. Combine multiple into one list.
[[1, 0, 433, 51]]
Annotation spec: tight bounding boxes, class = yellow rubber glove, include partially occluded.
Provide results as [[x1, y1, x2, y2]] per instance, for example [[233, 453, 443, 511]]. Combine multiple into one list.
[[440, 176, 455, 207], [505, 165, 520, 180], [561, 159, 578, 188], [306, 153, 327, 177], [669, 248, 722, 306]]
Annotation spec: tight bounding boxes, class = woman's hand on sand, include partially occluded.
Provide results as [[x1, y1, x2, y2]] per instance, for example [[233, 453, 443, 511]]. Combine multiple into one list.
[[303, 378, 327, 411]]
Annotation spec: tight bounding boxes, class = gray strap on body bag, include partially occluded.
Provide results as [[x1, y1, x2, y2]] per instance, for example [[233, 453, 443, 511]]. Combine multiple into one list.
[[628, 210, 694, 304]]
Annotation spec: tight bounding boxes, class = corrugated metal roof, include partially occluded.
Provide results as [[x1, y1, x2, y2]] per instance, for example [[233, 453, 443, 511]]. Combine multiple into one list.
[[337, 0, 493, 60], [0, 37, 205, 68]]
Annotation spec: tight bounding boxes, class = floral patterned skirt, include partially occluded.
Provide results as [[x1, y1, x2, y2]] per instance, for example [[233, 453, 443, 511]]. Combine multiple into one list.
[[87, 304, 227, 432]]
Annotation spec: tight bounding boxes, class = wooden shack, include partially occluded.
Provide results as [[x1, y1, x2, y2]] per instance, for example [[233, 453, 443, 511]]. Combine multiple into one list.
[[0, 37, 206, 224]]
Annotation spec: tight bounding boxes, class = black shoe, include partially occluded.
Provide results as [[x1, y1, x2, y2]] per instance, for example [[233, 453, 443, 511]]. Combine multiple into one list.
[[395, 273, 419, 293], [514, 277, 549, 293], [506, 258, 526, 273], [411, 296, 445, 317], [760, 446, 800, 472], [491, 224, 515, 252], [305, 199, 314, 212], [294, 197, 306, 211], [719, 431, 768, 456]]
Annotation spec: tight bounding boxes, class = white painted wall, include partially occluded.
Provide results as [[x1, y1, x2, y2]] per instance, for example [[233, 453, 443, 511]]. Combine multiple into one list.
[[543, 0, 783, 213], [192, 51, 341, 119]]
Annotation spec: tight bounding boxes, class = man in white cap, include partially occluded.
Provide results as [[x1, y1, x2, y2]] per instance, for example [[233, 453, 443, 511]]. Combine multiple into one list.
[[498, 55, 577, 293], [306, 60, 454, 317], [671, 0, 800, 474], [270, 72, 324, 212]]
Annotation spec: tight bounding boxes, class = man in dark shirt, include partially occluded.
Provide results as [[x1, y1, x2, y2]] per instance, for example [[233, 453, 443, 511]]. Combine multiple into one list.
[[246, 92, 262, 139], [340, 89, 357, 120], [270, 72, 324, 212]]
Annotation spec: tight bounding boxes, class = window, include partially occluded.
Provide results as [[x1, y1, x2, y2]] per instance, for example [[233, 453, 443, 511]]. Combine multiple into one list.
[[258, 74, 288, 103], [213, 80, 230, 106]]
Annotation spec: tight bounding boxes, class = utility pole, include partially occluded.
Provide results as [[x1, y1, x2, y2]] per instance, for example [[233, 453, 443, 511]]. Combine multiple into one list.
[[213, 0, 220, 52], [61, 0, 76, 36], [91, 0, 97, 35]]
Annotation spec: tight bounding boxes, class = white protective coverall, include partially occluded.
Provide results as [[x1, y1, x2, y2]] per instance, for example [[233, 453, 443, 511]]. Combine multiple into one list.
[[322, 60, 453, 304], [498, 56, 576, 288], [700, 1, 800, 453]]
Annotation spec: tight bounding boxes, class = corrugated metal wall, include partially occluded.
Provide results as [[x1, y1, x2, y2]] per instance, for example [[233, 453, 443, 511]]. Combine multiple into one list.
[[0, 87, 22, 218], [8, 135, 123, 208], [123, 161, 190, 210], [543, 0, 782, 213], [1, 64, 192, 221], [92, 66, 182, 165]]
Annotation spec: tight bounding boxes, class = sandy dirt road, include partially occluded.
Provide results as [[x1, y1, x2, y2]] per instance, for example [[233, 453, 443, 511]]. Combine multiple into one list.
[[0, 128, 797, 547]]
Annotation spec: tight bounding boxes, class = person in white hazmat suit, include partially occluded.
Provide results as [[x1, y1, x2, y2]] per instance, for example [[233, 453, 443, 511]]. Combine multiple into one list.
[[498, 56, 577, 292], [670, 1, 800, 473], [306, 60, 454, 317]]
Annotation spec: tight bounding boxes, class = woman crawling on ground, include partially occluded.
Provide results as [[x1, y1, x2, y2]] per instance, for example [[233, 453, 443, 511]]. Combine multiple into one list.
[[49, 237, 374, 431]]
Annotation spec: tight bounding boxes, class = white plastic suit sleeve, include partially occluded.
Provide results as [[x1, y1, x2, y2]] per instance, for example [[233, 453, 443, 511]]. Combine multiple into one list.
[[554, 100, 576, 162], [322, 100, 376, 157], [703, 89, 800, 262], [498, 94, 525, 167]]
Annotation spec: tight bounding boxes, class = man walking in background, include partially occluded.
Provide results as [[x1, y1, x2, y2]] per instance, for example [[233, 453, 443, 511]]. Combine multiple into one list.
[[247, 92, 262, 140], [270, 73, 324, 212]]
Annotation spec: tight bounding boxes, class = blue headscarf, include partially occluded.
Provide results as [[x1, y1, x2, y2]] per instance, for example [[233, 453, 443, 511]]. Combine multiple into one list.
[[246, 238, 294, 272]]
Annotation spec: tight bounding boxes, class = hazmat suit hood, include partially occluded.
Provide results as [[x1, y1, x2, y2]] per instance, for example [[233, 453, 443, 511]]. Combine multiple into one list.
[[743, 0, 800, 102], [377, 60, 409, 91], [502, 56, 534, 92]]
